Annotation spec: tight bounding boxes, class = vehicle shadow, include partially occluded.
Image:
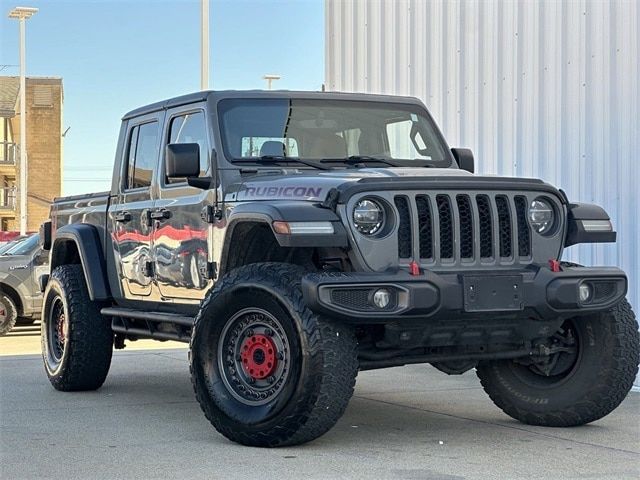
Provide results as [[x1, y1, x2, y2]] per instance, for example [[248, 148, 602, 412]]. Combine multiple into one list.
[[97, 363, 633, 452], [8, 348, 636, 480], [6, 321, 40, 337]]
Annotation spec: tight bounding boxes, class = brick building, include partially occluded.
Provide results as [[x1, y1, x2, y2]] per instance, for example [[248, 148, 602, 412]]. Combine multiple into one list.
[[0, 76, 63, 233]]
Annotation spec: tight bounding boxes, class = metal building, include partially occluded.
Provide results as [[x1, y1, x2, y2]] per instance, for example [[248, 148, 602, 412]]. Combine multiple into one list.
[[325, 0, 639, 325]]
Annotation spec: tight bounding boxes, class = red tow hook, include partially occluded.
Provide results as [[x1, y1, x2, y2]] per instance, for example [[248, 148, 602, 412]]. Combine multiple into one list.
[[549, 259, 562, 272], [409, 260, 421, 276]]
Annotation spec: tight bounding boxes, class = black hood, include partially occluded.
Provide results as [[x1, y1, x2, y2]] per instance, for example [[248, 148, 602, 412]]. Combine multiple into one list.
[[225, 167, 473, 203], [224, 167, 560, 204]]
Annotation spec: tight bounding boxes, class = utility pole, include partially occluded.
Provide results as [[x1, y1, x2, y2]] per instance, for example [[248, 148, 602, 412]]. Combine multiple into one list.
[[8, 6, 38, 235], [201, 0, 209, 90]]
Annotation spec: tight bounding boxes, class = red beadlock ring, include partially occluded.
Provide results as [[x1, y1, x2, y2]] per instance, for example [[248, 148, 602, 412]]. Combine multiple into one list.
[[240, 334, 277, 380]]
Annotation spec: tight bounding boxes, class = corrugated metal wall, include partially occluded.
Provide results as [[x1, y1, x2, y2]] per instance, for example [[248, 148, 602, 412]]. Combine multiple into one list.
[[326, 0, 639, 322]]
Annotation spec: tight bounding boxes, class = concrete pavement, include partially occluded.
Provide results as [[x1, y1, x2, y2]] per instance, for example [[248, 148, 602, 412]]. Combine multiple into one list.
[[1, 322, 639, 480]]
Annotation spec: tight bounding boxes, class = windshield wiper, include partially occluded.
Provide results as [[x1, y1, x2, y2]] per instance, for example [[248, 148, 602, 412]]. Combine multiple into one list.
[[320, 156, 402, 167], [236, 156, 330, 170], [347, 155, 401, 166]]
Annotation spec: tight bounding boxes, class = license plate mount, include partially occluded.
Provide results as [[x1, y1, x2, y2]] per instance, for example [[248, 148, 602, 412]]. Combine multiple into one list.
[[463, 275, 524, 312]]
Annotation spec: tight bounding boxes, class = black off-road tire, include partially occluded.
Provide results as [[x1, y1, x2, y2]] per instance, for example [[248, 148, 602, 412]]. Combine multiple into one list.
[[477, 299, 640, 427], [42, 265, 113, 391], [0, 292, 17, 336], [190, 262, 358, 447]]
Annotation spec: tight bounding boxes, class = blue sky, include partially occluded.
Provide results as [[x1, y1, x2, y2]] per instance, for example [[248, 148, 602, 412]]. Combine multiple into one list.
[[0, 0, 324, 195]]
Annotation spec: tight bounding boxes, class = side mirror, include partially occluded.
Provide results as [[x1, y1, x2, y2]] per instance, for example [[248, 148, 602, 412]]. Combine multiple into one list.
[[451, 148, 474, 173], [39, 220, 52, 250], [166, 143, 200, 179]]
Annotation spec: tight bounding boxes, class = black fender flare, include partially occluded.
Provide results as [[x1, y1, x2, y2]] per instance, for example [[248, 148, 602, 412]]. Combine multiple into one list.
[[218, 201, 348, 275], [565, 202, 616, 247], [225, 201, 348, 247], [50, 224, 111, 301], [0, 281, 24, 315]]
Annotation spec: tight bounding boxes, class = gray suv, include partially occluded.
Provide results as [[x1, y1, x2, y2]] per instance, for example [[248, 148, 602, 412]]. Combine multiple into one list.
[[0, 234, 48, 335]]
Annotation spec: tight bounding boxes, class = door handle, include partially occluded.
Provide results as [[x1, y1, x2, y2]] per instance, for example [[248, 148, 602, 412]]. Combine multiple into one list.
[[115, 211, 132, 223], [150, 208, 172, 221]]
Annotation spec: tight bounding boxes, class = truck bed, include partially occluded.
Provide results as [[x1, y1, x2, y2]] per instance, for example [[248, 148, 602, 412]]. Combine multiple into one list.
[[51, 191, 111, 249]]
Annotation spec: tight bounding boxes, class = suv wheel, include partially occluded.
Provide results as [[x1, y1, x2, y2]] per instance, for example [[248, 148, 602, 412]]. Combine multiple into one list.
[[190, 262, 358, 447], [0, 292, 17, 336], [477, 299, 639, 426], [42, 265, 113, 391]]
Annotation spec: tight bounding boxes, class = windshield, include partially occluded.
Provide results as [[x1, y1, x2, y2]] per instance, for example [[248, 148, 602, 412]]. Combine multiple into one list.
[[3, 234, 39, 256], [218, 98, 451, 167], [0, 237, 26, 255]]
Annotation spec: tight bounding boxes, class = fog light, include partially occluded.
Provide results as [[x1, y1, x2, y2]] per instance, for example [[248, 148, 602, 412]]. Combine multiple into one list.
[[579, 283, 592, 304], [372, 289, 391, 309]]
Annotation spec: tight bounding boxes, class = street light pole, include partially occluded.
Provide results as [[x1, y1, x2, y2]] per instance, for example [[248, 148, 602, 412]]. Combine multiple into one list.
[[201, 0, 209, 90], [8, 6, 38, 235], [262, 74, 281, 90]]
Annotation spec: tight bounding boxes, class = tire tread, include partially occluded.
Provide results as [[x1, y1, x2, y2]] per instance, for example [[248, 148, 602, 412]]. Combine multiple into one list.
[[44, 265, 113, 391], [0, 292, 17, 336]]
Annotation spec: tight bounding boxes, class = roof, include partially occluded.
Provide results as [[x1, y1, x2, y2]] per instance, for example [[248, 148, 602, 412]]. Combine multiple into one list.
[[122, 89, 425, 120], [0, 77, 19, 117]]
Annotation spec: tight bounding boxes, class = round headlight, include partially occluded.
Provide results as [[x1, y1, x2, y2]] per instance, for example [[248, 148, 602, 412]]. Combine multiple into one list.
[[528, 198, 555, 235], [353, 199, 384, 235]]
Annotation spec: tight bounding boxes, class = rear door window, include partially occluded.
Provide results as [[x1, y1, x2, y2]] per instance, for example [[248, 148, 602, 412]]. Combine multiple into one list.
[[126, 121, 159, 189]]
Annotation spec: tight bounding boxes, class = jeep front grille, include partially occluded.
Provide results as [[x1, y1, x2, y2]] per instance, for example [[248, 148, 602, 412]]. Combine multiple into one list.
[[395, 193, 533, 265]]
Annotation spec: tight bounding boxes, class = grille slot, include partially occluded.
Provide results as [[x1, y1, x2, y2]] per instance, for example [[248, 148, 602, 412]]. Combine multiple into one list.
[[514, 196, 531, 257], [495, 196, 513, 258], [394, 196, 412, 259], [456, 195, 474, 259], [476, 195, 493, 258], [416, 195, 433, 259], [436, 195, 454, 259]]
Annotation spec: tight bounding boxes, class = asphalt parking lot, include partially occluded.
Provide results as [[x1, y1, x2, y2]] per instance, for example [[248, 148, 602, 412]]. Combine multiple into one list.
[[1, 322, 639, 480]]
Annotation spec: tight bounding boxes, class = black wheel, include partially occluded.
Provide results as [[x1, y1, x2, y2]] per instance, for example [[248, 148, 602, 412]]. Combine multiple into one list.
[[41, 265, 114, 391], [0, 292, 17, 336], [477, 299, 640, 427], [190, 262, 358, 447]]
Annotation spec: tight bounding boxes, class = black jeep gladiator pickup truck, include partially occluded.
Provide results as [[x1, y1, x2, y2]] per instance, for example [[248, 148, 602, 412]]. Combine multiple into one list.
[[40, 90, 639, 447]]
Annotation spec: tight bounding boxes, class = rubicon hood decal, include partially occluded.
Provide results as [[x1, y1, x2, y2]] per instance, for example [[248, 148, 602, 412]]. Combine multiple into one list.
[[231, 176, 352, 202], [245, 185, 324, 199]]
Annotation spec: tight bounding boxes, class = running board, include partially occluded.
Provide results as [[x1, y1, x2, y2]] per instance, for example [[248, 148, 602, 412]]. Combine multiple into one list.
[[101, 307, 194, 326], [102, 307, 194, 343]]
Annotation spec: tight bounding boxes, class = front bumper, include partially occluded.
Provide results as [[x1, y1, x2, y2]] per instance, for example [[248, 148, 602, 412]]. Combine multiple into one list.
[[301, 265, 627, 324]]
